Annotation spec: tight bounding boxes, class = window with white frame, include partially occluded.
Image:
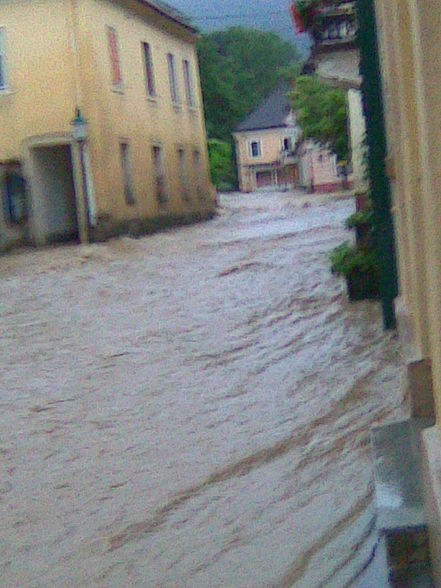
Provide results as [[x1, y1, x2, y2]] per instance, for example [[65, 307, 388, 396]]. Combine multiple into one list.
[[167, 53, 180, 104], [0, 28, 7, 90], [283, 137, 292, 151], [249, 140, 262, 158], [183, 59, 195, 107]]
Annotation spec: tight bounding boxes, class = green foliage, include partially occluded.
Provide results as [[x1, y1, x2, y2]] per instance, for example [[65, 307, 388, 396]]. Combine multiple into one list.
[[290, 76, 349, 161], [330, 242, 378, 277], [345, 209, 374, 229], [208, 139, 236, 191], [197, 27, 300, 141]]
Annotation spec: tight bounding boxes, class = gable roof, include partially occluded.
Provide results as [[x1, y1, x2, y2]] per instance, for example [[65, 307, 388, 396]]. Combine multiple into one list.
[[235, 85, 292, 133], [137, 0, 197, 33]]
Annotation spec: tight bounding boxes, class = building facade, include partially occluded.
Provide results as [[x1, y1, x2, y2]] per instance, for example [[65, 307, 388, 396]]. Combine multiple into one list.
[[233, 86, 301, 193], [234, 85, 341, 194], [373, 0, 441, 583], [292, 0, 368, 195], [0, 0, 215, 251]]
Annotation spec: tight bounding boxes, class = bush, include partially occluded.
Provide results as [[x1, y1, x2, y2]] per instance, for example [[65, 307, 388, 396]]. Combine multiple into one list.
[[345, 209, 374, 230], [208, 139, 237, 190], [330, 242, 378, 277]]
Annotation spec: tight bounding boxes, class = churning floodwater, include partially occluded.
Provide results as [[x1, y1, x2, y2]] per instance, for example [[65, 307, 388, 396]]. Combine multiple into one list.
[[0, 192, 406, 587]]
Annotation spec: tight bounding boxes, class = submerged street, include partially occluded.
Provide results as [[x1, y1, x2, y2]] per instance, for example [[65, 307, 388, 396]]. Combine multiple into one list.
[[0, 192, 406, 587]]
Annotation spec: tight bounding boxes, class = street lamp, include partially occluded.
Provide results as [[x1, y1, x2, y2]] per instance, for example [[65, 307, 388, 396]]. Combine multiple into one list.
[[71, 108, 88, 143]]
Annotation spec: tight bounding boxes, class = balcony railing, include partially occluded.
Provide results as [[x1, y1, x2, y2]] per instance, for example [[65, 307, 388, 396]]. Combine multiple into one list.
[[279, 149, 299, 165], [291, 1, 357, 53]]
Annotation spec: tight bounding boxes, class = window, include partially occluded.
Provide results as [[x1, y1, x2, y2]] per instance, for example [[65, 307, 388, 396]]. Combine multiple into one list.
[[0, 28, 7, 90], [183, 59, 195, 107], [193, 149, 204, 201], [152, 145, 167, 205], [167, 53, 180, 104], [250, 140, 262, 158], [107, 27, 123, 88], [3, 170, 26, 224], [142, 42, 156, 98], [177, 148, 189, 202], [120, 143, 135, 205], [283, 137, 291, 151]]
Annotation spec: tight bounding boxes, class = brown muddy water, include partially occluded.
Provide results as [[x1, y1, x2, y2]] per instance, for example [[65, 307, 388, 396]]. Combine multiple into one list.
[[0, 192, 406, 587]]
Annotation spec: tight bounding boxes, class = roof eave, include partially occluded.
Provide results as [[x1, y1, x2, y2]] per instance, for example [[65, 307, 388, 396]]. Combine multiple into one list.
[[137, 0, 198, 34]]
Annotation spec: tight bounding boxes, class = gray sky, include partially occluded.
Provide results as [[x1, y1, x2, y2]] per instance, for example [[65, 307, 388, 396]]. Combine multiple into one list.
[[166, 0, 309, 52]]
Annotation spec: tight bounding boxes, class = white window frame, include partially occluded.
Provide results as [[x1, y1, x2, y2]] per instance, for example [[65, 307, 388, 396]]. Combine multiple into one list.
[[0, 28, 8, 91], [249, 139, 262, 159], [167, 53, 180, 105]]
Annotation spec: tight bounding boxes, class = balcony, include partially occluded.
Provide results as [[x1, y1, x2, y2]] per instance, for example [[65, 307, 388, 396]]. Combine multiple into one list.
[[291, 1, 357, 54], [279, 149, 298, 166]]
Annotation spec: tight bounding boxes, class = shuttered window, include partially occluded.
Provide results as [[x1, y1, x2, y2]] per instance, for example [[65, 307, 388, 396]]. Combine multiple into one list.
[[183, 59, 194, 107], [120, 143, 135, 205], [142, 42, 155, 97], [167, 53, 180, 104], [0, 29, 7, 90], [107, 27, 122, 88]]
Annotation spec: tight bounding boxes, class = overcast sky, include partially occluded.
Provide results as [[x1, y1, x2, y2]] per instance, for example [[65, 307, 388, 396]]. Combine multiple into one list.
[[167, 0, 309, 52]]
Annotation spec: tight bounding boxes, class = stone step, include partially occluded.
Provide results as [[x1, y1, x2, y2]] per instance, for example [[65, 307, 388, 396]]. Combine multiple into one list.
[[370, 418, 435, 586]]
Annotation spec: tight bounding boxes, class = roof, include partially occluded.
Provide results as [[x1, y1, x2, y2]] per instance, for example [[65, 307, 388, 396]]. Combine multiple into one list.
[[235, 85, 292, 133], [137, 0, 197, 33]]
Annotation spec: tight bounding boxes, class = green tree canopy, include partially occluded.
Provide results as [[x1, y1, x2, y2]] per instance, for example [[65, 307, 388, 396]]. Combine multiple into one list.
[[197, 27, 301, 141], [290, 76, 349, 161]]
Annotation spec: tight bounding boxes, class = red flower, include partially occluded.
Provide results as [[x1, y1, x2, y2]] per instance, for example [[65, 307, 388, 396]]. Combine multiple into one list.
[[290, 3, 305, 33]]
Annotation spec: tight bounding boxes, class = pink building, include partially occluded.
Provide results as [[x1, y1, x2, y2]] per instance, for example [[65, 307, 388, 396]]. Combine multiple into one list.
[[298, 141, 348, 193]]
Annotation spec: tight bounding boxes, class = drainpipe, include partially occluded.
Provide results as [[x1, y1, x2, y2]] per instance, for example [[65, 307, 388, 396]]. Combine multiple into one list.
[[356, 0, 398, 329]]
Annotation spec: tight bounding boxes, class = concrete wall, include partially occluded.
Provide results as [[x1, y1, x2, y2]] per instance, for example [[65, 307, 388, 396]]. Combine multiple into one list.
[[374, 0, 441, 582], [347, 89, 368, 194]]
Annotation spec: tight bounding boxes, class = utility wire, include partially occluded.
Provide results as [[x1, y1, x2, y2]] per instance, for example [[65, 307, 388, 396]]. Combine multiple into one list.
[[190, 10, 285, 20]]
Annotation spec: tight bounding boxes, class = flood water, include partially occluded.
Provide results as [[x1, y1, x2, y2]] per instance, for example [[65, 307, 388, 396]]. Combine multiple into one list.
[[0, 192, 406, 587]]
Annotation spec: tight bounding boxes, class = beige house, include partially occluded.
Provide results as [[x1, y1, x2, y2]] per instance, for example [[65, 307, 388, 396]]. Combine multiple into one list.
[[0, 0, 215, 251], [233, 86, 301, 193]]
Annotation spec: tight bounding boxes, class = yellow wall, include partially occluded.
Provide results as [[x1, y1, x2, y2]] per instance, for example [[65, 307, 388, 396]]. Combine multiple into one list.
[[0, 0, 214, 248], [74, 0, 214, 223], [0, 0, 77, 158], [234, 127, 299, 192]]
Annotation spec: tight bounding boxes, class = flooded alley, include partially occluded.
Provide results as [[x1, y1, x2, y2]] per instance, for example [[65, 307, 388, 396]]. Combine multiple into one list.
[[0, 192, 406, 587]]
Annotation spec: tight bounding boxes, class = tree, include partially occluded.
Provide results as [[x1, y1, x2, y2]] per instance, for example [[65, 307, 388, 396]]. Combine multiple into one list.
[[290, 76, 349, 161], [197, 27, 301, 141], [197, 27, 300, 189], [207, 139, 236, 191]]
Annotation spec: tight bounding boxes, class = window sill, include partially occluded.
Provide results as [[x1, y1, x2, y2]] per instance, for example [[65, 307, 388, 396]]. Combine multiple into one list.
[[111, 85, 125, 95], [147, 95, 158, 104]]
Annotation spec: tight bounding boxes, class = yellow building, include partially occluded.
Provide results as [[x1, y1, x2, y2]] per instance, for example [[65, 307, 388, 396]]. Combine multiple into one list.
[[233, 86, 301, 193], [372, 0, 441, 583], [0, 0, 215, 251]]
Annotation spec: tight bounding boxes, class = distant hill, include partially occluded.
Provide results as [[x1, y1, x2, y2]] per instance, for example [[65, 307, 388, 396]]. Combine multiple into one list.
[[166, 0, 310, 54]]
